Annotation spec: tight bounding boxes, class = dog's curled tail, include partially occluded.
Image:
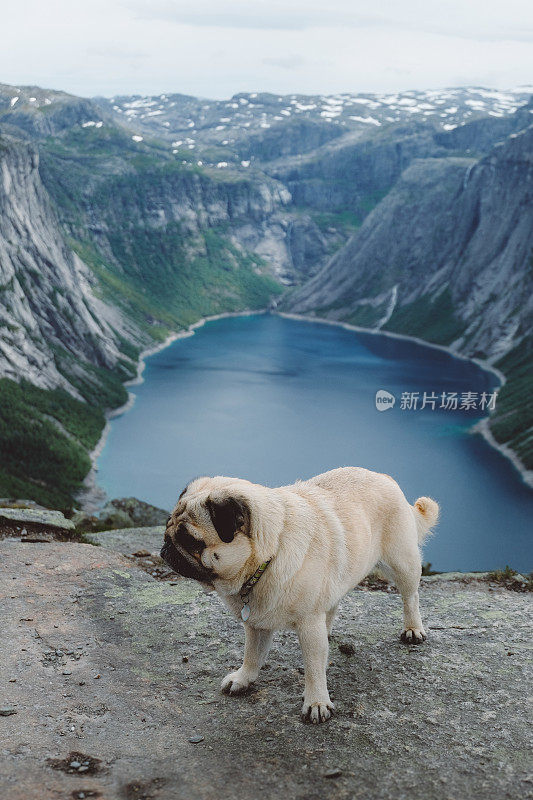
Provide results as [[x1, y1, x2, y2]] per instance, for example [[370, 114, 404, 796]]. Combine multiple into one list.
[[412, 497, 439, 542]]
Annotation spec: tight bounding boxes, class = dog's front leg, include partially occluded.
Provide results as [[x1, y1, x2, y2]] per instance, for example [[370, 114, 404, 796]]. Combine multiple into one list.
[[297, 613, 334, 723], [221, 624, 273, 695]]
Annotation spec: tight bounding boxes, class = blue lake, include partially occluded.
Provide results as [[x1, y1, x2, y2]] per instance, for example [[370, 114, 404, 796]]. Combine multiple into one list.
[[97, 314, 532, 572]]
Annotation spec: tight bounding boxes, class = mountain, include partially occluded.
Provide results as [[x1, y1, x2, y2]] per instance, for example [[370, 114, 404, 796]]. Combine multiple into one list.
[[96, 86, 531, 147], [0, 81, 531, 506]]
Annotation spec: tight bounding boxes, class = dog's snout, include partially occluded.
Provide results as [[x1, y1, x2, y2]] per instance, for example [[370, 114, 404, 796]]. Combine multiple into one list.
[[160, 521, 213, 586]]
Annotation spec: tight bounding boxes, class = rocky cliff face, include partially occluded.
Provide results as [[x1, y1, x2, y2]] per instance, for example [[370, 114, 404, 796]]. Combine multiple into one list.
[[285, 125, 533, 360], [235, 117, 344, 161], [0, 135, 130, 394], [37, 131, 334, 292], [1, 85, 341, 287], [267, 124, 446, 215], [267, 98, 533, 218], [77, 161, 302, 284]]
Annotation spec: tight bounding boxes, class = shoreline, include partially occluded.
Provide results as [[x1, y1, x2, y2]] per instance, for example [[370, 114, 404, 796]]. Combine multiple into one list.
[[276, 311, 532, 490], [276, 311, 507, 384], [77, 309, 266, 512]]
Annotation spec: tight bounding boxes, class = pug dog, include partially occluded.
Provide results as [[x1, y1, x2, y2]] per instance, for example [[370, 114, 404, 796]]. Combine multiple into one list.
[[160, 467, 439, 723]]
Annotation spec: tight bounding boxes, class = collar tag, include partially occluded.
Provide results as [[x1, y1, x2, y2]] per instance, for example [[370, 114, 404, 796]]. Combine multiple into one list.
[[241, 603, 250, 622]]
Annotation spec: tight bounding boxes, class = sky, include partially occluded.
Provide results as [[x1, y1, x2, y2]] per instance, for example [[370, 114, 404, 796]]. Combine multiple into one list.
[[1, 0, 532, 99]]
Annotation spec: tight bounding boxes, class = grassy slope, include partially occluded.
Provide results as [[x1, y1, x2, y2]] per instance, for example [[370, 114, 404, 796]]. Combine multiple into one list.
[[490, 343, 533, 470], [382, 289, 467, 346], [378, 292, 532, 471], [0, 126, 282, 508], [0, 379, 106, 510]]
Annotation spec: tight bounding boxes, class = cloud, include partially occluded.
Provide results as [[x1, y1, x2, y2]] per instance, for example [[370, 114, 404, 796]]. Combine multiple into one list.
[[262, 55, 305, 70], [122, 0, 365, 31], [1, 0, 532, 99], [86, 45, 150, 60], [122, 0, 533, 42]]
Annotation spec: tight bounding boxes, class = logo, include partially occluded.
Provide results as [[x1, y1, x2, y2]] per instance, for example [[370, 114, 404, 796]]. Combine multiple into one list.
[[375, 389, 396, 411]]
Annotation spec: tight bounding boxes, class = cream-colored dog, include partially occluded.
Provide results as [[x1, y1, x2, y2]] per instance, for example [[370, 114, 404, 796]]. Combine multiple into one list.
[[160, 467, 439, 723]]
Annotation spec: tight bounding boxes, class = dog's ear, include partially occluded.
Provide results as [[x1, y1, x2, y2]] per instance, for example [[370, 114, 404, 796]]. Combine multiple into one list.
[[206, 496, 249, 543]]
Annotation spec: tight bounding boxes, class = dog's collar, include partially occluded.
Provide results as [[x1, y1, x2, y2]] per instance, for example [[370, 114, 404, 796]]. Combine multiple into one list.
[[239, 558, 272, 622]]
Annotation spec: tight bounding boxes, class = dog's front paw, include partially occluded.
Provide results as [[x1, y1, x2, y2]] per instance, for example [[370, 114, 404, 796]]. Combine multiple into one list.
[[221, 668, 254, 695], [400, 627, 427, 645], [301, 695, 334, 724]]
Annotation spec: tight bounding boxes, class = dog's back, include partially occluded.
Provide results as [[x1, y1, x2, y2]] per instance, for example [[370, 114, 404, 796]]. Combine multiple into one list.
[[304, 466, 438, 570]]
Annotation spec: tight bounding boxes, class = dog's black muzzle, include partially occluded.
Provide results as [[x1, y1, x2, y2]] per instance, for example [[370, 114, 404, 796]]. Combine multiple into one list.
[[160, 535, 214, 585]]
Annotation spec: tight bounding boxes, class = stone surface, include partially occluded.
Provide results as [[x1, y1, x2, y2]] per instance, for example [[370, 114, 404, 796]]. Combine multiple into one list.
[[84, 526, 165, 556], [84, 526, 176, 583], [0, 500, 48, 510], [0, 508, 75, 530], [1, 536, 531, 800]]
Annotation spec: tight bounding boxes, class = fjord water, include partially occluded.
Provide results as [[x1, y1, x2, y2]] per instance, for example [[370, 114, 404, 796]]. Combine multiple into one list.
[[98, 314, 532, 572]]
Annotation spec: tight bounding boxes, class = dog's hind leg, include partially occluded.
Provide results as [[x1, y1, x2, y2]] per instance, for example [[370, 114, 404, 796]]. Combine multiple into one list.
[[383, 542, 426, 645], [221, 625, 273, 695]]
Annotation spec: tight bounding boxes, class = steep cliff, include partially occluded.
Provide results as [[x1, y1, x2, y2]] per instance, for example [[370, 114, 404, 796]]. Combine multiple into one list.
[[0, 135, 129, 392], [285, 128, 533, 356], [434, 97, 533, 156], [266, 99, 533, 218], [0, 135, 147, 507]]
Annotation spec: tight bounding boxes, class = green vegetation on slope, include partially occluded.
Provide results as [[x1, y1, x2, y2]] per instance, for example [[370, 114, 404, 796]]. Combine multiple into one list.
[[382, 288, 466, 346], [103, 222, 281, 327], [343, 300, 389, 329], [490, 341, 533, 470], [310, 209, 362, 236], [0, 379, 106, 510]]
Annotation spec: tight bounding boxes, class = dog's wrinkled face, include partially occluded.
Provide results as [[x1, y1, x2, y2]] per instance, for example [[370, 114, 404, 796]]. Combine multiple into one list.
[[160, 477, 253, 586]]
